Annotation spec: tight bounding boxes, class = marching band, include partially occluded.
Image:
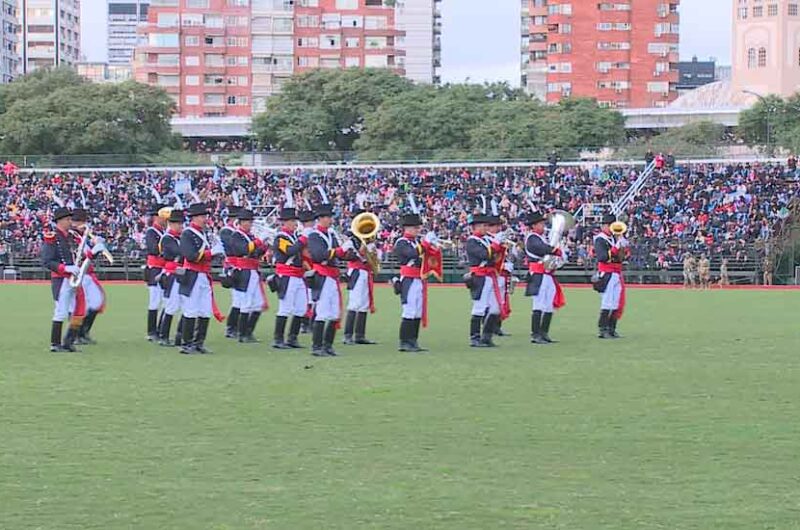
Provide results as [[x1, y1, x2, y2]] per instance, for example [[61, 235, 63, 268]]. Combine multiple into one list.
[[40, 188, 633, 356]]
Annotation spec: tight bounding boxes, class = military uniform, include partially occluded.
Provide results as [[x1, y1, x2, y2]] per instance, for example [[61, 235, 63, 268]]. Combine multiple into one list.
[[272, 208, 308, 349], [307, 204, 353, 356], [343, 212, 377, 346], [393, 213, 433, 352], [228, 209, 269, 343], [157, 209, 185, 346], [144, 204, 168, 340], [178, 203, 222, 354], [524, 212, 566, 344], [219, 207, 240, 338], [683, 254, 697, 288], [593, 214, 628, 339], [71, 209, 107, 345], [465, 215, 505, 347], [698, 255, 711, 289], [720, 259, 730, 286], [40, 207, 85, 352], [297, 209, 316, 334]]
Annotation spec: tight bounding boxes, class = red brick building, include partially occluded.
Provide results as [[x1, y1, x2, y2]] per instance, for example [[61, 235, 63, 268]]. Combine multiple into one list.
[[522, 0, 680, 109]]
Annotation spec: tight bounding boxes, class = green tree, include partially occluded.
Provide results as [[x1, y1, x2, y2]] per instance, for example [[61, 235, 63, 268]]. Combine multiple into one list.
[[0, 70, 176, 155], [630, 121, 727, 159], [739, 94, 787, 152], [252, 69, 414, 154]]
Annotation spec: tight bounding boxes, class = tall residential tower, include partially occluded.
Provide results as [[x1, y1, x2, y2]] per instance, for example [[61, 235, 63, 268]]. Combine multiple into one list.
[[19, 0, 80, 73]]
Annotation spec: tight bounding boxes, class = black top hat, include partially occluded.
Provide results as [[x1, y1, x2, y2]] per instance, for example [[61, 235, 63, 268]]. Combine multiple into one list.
[[147, 203, 165, 216], [228, 205, 241, 216], [298, 210, 315, 223], [486, 215, 502, 226], [71, 208, 88, 222], [351, 207, 366, 217], [314, 204, 334, 219], [168, 209, 185, 223], [53, 207, 72, 221], [470, 214, 490, 225], [278, 208, 298, 221], [601, 213, 617, 225], [401, 213, 422, 227], [187, 203, 210, 218], [237, 209, 255, 221], [526, 212, 546, 225]]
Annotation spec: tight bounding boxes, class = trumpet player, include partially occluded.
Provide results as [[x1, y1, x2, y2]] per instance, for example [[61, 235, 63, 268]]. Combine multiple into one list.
[[594, 214, 629, 339], [343, 208, 378, 346], [41, 207, 85, 352], [228, 209, 270, 343], [524, 212, 566, 344], [157, 209, 186, 347], [144, 204, 168, 341], [297, 209, 316, 334], [272, 206, 308, 349], [71, 209, 107, 345], [466, 214, 507, 348], [220, 206, 241, 339]]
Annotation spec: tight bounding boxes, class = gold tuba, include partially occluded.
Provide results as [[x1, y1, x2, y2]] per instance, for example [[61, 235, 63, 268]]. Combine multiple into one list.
[[610, 221, 628, 237], [542, 210, 575, 271], [350, 211, 381, 274]]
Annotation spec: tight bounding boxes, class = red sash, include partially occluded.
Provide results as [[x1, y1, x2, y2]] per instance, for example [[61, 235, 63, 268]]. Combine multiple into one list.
[[276, 263, 305, 277], [598, 262, 625, 319], [528, 262, 566, 310], [349, 261, 375, 314], [234, 257, 260, 270], [146, 255, 166, 268], [184, 260, 225, 322], [400, 265, 429, 328], [470, 266, 510, 319], [314, 263, 343, 327], [164, 261, 178, 274]]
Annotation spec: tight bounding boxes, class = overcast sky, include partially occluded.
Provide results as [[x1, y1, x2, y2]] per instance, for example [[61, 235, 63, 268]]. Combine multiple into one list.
[[81, 0, 732, 85]]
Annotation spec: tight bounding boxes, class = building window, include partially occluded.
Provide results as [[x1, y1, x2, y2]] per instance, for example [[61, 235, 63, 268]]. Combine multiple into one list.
[[185, 95, 199, 105], [185, 55, 199, 66], [790, 3, 799, 16], [738, 7, 747, 18], [184, 35, 199, 46], [748, 48, 756, 68], [768, 4, 778, 16], [753, 5, 763, 17], [185, 75, 199, 85], [758, 47, 767, 67]]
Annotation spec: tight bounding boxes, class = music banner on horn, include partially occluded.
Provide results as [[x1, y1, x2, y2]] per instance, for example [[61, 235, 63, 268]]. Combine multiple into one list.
[[421, 246, 443, 281]]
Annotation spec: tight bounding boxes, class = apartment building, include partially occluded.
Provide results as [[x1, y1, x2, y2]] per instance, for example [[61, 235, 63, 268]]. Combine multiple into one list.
[[522, 0, 680, 108], [108, 0, 149, 65], [18, 0, 80, 74], [137, 0, 439, 117], [1, 0, 19, 82]]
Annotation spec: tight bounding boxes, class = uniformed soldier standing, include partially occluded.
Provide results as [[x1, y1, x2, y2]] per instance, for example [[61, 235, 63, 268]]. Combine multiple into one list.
[[157, 209, 185, 346], [179, 203, 225, 354], [524, 212, 566, 344], [307, 204, 355, 356], [487, 213, 513, 337], [343, 209, 378, 346], [683, 253, 697, 289], [144, 204, 168, 341], [393, 213, 436, 352], [228, 209, 269, 343], [297, 209, 316, 334], [41, 207, 84, 352], [272, 206, 308, 349], [593, 214, 629, 339], [220, 206, 240, 338], [698, 254, 711, 289], [465, 215, 507, 348], [720, 258, 730, 286], [71, 208, 107, 345]]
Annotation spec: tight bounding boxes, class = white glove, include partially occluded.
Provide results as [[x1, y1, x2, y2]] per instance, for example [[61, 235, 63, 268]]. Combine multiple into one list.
[[211, 241, 225, 256], [65, 265, 81, 275], [504, 262, 514, 273], [341, 239, 355, 253], [493, 231, 508, 245], [90, 242, 108, 256], [302, 227, 313, 237], [424, 232, 439, 245]]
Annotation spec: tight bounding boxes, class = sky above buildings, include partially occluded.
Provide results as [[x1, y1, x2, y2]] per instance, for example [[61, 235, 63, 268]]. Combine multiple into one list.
[[81, 0, 733, 86]]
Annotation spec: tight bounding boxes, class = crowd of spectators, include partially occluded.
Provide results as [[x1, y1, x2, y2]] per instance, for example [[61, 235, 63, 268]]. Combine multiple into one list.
[[0, 161, 797, 271]]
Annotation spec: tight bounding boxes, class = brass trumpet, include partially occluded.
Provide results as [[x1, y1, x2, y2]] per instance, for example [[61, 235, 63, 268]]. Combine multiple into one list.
[[350, 211, 381, 274], [70, 227, 114, 288]]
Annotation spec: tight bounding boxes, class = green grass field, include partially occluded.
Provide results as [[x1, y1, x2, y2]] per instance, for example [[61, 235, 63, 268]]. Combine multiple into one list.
[[2, 284, 799, 529]]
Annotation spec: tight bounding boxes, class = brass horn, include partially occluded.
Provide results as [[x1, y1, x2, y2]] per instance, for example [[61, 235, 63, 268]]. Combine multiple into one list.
[[610, 221, 628, 236], [350, 212, 381, 274]]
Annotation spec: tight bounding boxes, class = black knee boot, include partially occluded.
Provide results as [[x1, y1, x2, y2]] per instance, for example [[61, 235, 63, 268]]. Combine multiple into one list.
[[147, 309, 158, 340], [273, 315, 289, 348], [608, 313, 621, 338], [355, 312, 375, 344], [286, 316, 303, 348], [248, 312, 261, 342], [180, 318, 196, 353], [324, 321, 338, 356], [412, 319, 427, 352], [50, 321, 64, 352], [598, 310, 612, 339], [480, 315, 498, 347], [399, 319, 414, 351], [470, 315, 482, 347], [531, 310, 547, 344], [78, 309, 98, 344], [311, 320, 326, 356], [237, 312, 250, 343], [540, 312, 556, 343], [195, 317, 211, 354], [62, 323, 80, 352], [175, 316, 184, 346], [159, 314, 174, 346], [342, 310, 356, 344], [226, 307, 240, 339]]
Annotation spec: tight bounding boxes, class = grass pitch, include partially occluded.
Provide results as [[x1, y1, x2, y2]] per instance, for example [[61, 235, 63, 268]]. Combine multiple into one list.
[[1, 284, 799, 529]]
